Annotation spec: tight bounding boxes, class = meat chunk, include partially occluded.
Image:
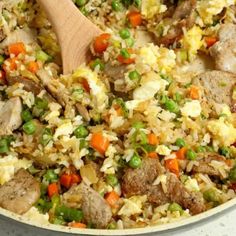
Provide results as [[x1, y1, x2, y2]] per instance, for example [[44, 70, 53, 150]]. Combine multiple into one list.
[[210, 24, 236, 74], [157, 0, 196, 46], [0, 168, 40, 215], [6, 76, 43, 95], [191, 153, 226, 177], [166, 174, 205, 215], [0, 97, 22, 136], [63, 182, 112, 228], [122, 158, 166, 204], [193, 70, 236, 112]]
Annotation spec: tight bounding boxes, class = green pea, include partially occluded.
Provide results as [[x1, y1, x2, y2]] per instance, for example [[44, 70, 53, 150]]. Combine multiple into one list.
[[129, 154, 142, 168], [90, 58, 104, 70], [75, 0, 87, 7], [80, 6, 89, 16], [44, 169, 58, 183], [196, 146, 206, 153], [134, 0, 141, 8], [74, 125, 89, 138], [125, 38, 135, 47], [203, 188, 219, 203], [164, 99, 179, 113], [128, 70, 141, 81], [106, 174, 118, 187], [175, 138, 186, 148], [186, 149, 197, 160], [21, 109, 33, 122], [168, 202, 183, 213], [0, 138, 9, 153], [111, 0, 123, 11], [120, 48, 130, 59], [107, 222, 117, 229], [219, 147, 230, 157], [79, 139, 89, 149], [119, 28, 130, 39], [23, 120, 36, 135], [229, 166, 236, 182]]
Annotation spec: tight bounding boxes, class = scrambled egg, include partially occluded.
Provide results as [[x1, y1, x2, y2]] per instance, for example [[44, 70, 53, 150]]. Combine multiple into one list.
[[207, 117, 236, 146], [73, 67, 108, 112], [118, 195, 147, 217], [0, 155, 32, 185], [133, 71, 168, 100], [141, 0, 167, 19], [53, 121, 73, 140], [156, 145, 171, 156], [197, 0, 234, 25], [181, 26, 203, 61], [181, 100, 202, 118]]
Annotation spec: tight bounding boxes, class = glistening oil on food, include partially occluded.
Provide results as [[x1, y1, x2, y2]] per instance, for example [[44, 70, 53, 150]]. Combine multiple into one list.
[[0, 0, 236, 231]]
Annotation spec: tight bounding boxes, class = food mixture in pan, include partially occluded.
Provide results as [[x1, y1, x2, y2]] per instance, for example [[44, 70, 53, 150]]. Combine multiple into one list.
[[0, 0, 236, 230]]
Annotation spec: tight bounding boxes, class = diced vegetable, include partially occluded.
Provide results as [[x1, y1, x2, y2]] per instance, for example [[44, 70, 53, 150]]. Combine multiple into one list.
[[186, 149, 197, 160], [107, 222, 117, 229], [229, 166, 236, 182], [40, 128, 53, 146], [125, 37, 135, 47], [93, 33, 111, 54], [127, 11, 142, 27], [105, 191, 120, 208], [60, 174, 72, 189], [196, 146, 206, 153], [164, 99, 179, 113], [111, 0, 123, 11], [132, 121, 145, 129], [8, 42, 26, 56], [148, 152, 158, 159], [47, 183, 59, 198], [90, 58, 104, 71], [0, 138, 10, 153], [204, 36, 218, 48], [27, 61, 39, 73], [0, 55, 5, 66], [203, 188, 219, 203], [36, 50, 52, 62], [55, 205, 84, 222], [189, 86, 200, 100], [3, 57, 18, 72], [128, 70, 141, 81], [165, 158, 179, 176], [176, 147, 187, 160], [119, 28, 130, 39], [68, 222, 87, 228], [74, 125, 89, 138], [75, 0, 87, 7], [148, 133, 158, 146], [219, 147, 230, 158], [23, 120, 36, 135], [175, 138, 186, 148], [35, 97, 48, 110], [81, 78, 90, 93], [71, 173, 81, 185], [128, 154, 142, 168], [21, 109, 33, 122], [168, 202, 183, 213], [117, 48, 135, 64], [106, 174, 118, 187], [44, 170, 58, 183], [90, 132, 110, 155]]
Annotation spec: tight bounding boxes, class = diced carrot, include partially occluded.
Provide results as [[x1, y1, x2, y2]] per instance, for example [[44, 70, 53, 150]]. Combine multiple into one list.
[[147, 133, 159, 146], [176, 147, 187, 160], [225, 159, 233, 167], [3, 57, 18, 72], [60, 174, 72, 189], [93, 33, 111, 54], [90, 132, 110, 155], [27, 61, 39, 73], [117, 48, 135, 64], [105, 191, 120, 208], [48, 183, 59, 198], [0, 70, 6, 85], [127, 11, 142, 27], [71, 173, 81, 185], [189, 86, 200, 100], [148, 152, 158, 159], [204, 36, 218, 48], [113, 104, 123, 116], [68, 222, 87, 228], [8, 42, 26, 56], [81, 78, 90, 93], [165, 158, 179, 176]]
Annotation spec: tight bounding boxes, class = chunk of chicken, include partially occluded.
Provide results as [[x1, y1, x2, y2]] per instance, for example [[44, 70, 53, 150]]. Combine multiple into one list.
[[193, 70, 236, 112], [63, 182, 112, 228], [210, 24, 236, 74], [0, 168, 40, 215], [0, 97, 22, 136]]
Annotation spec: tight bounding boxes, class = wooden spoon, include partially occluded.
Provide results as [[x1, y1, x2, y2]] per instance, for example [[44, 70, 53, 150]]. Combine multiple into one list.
[[37, 0, 102, 74]]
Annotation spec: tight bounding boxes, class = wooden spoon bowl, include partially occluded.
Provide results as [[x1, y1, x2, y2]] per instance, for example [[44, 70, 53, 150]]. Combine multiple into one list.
[[37, 0, 102, 74]]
